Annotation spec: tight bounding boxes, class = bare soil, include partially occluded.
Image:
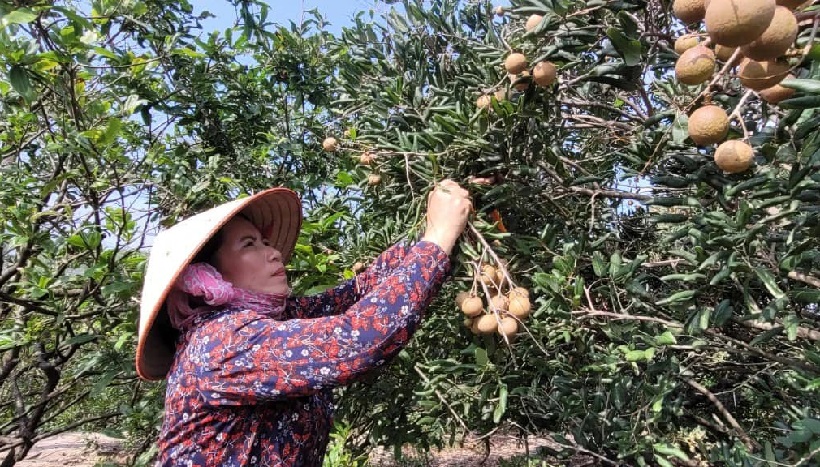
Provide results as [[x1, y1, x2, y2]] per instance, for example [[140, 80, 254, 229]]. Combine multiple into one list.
[[9, 431, 590, 466], [12, 432, 126, 467]]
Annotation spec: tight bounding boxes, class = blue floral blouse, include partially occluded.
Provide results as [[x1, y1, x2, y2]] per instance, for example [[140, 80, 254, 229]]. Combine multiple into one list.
[[156, 241, 451, 466]]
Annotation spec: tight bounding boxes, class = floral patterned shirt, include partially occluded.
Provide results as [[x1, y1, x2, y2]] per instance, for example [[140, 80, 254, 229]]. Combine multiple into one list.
[[156, 241, 451, 466]]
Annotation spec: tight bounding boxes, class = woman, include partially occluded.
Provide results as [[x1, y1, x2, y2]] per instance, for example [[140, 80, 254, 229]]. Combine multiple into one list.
[[136, 180, 472, 466]]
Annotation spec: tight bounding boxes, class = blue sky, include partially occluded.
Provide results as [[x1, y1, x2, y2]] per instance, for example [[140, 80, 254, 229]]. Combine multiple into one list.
[[198, 0, 384, 34]]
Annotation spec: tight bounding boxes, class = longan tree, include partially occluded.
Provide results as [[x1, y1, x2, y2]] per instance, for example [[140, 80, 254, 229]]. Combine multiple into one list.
[[323, 0, 820, 464]]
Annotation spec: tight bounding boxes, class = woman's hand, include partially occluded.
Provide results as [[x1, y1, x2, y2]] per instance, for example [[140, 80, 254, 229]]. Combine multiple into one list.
[[421, 179, 472, 255]]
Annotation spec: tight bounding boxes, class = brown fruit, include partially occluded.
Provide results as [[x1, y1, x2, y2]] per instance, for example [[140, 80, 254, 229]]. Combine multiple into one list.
[[497, 317, 519, 339], [740, 6, 798, 61], [510, 287, 530, 299], [504, 53, 528, 75], [705, 0, 776, 47], [460, 296, 484, 318], [715, 44, 739, 61], [757, 74, 796, 103], [475, 314, 499, 334], [322, 137, 338, 152], [525, 14, 543, 32], [532, 61, 557, 86], [714, 140, 755, 173], [490, 294, 509, 312], [352, 262, 365, 273], [675, 46, 716, 85], [510, 70, 531, 92], [359, 152, 375, 165], [480, 265, 498, 286], [508, 295, 532, 319], [494, 269, 505, 286], [367, 174, 382, 186], [674, 0, 707, 24], [494, 5, 505, 16], [476, 94, 492, 109], [455, 291, 472, 306], [494, 89, 507, 102], [738, 58, 790, 90], [688, 105, 730, 146], [675, 34, 701, 54]]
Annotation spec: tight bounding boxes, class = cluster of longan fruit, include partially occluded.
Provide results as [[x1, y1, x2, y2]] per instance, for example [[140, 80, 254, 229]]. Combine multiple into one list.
[[456, 263, 532, 342], [322, 136, 382, 186], [475, 12, 559, 110], [672, 0, 813, 174]]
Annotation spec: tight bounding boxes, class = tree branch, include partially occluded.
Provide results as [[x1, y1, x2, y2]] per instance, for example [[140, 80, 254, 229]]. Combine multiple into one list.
[[684, 378, 760, 452]]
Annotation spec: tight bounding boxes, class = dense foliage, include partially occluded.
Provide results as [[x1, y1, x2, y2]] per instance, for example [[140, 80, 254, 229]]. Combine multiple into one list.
[[1, 0, 818, 465]]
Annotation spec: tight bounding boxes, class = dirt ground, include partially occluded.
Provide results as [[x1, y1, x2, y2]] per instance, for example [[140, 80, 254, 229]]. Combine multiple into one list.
[[11, 432, 126, 467], [367, 432, 591, 466], [6, 431, 589, 466]]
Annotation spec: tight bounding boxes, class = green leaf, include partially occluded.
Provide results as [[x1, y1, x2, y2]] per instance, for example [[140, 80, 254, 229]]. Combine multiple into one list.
[[657, 290, 696, 305], [122, 94, 148, 115], [792, 288, 820, 304], [90, 369, 118, 397], [8, 65, 32, 99], [803, 418, 820, 435], [475, 347, 488, 368], [609, 252, 622, 277], [671, 113, 688, 144], [656, 331, 677, 346], [1, 9, 38, 26], [606, 28, 642, 66], [61, 334, 98, 347], [778, 96, 820, 109], [625, 349, 649, 361], [713, 299, 733, 326], [654, 443, 690, 461], [660, 273, 706, 282], [755, 267, 785, 300], [493, 384, 507, 423], [592, 250, 606, 277], [781, 78, 820, 94]]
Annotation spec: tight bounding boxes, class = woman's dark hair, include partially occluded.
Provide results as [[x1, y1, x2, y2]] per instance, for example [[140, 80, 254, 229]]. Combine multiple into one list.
[[191, 212, 252, 267], [192, 229, 223, 267]]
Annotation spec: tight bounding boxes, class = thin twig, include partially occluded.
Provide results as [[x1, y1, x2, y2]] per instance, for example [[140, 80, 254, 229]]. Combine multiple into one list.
[[684, 378, 760, 451], [795, 444, 820, 466], [466, 222, 517, 288], [788, 271, 820, 288], [414, 364, 469, 431], [683, 48, 743, 115], [404, 153, 416, 204], [572, 309, 685, 328], [728, 90, 755, 141]]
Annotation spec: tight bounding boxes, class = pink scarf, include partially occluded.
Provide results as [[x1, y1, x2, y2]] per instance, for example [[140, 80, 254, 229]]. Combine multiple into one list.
[[166, 262, 289, 331]]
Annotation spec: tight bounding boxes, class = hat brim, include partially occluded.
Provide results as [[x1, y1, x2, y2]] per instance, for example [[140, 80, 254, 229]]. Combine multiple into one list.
[[136, 188, 302, 381]]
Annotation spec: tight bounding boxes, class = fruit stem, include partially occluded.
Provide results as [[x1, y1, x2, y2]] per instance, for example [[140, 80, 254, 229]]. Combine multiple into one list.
[[728, 89, 755, 141], [684, 48, 743, 115], [466, 221, 517, 289]]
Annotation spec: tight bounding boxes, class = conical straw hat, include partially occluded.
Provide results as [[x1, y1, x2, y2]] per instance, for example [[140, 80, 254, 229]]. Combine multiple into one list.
[[136, 187, 302, 380]]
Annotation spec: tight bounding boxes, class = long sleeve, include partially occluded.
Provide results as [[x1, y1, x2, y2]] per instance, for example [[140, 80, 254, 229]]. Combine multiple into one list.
[[188, 241, 450, 406], [287, 242, 413, 319]]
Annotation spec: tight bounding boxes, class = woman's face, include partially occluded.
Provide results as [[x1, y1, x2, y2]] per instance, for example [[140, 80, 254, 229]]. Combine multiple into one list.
[[212, 216, 289, 295]]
